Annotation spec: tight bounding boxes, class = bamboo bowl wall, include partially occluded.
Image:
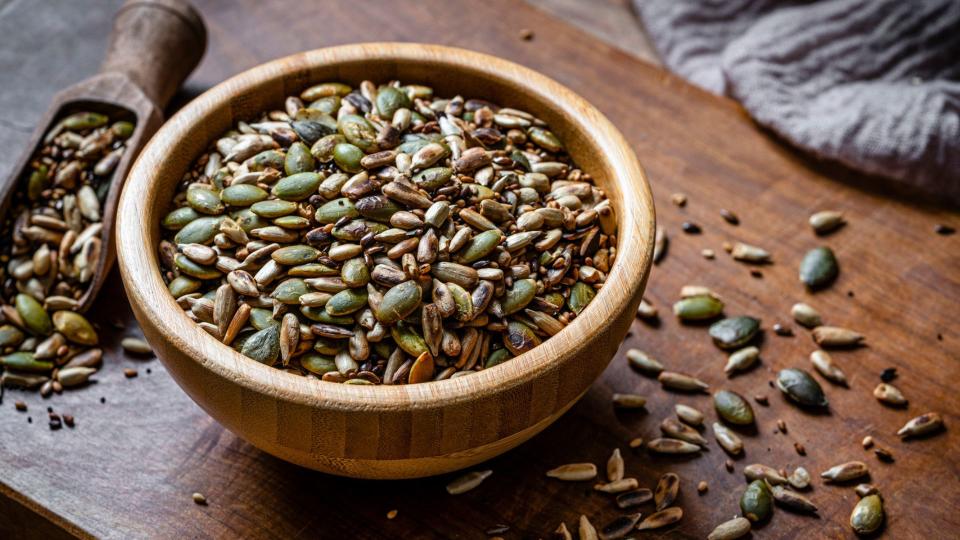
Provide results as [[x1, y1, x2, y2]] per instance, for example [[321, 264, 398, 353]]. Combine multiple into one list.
[[116, 43, 655, 479]]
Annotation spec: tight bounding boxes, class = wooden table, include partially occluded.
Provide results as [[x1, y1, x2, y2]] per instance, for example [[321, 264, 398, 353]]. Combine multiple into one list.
[[1, 0, 957, 538]]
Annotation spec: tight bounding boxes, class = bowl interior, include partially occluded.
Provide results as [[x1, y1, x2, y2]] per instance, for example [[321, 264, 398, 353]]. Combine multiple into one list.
[[121, 43, 654, 411]]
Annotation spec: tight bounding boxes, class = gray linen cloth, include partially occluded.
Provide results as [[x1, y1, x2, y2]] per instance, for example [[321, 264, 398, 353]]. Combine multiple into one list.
[[634, 0, 960, 202]]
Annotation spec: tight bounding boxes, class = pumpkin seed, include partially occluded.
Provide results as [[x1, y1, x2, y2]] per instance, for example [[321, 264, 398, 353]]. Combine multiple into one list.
[[175, 254, 221, 280], [325, 288, 368, 316], [0, 325, 25, 347], [724, 346, 759, 375], [707, 517, 751, 540], [1, 352, 53, 373], [272, 245, 319, 266], [501, 279, 537, 315], [175, 216, 222, 245], [812, 326, 864, 347], [52, 311, 98, 345], [251, 200, 297, 218], [791, 302, 822, 328], [241, 325, 280, 364], [897, 412, 943, 438], [333, 143, 364, 173], [15, 294, 52, 336], [771, 485, 818, 513], [714, 390, 755, 425], [627, 348, 663, 375], [712, 422, 743, 455], [446, 469, 492, 495], [799, 246, 839, 289], [636, 507, 682, 530], [377, 281, 422, 324], [567, 281, 596, 315], [546, 463, 597, 481], [709, 316, 760, 349], [850, 494, 884, 535], [821, 461, 869, 482], [809, 210, 845, 234], [810, 350, 847, 385], [458, 229, 502, 263], [221, 184, 268, 206], [272, 172, 322, 201], [187, 187, 224, 214], [776, 368, 828, 408], [740, 480, 773, 522], [673, 294, 723, 321]]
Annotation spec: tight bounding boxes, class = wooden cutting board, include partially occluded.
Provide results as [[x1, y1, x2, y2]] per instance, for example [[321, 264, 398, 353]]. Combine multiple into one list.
[[1, 0, 957, 538]]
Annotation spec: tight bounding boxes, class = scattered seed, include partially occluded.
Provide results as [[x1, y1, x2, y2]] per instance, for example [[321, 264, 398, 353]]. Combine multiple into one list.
[[673, 295, 724, 321], [740, 480, 773, 522], [724, 346, 759, 376], [776, 419, 787, 434], [873, 383, 907, 406], [799, 246, 839, 289], [518, 28, 534, 41], [658, 371, 709, 392], [810, 350, 848, 386], [850, 494, 884, 535], [702, 248, 715, 259], [654, 472, 680, 511], [671, 193, 687, 206], [713, 422, 744, 456], [612, 393, 647, 409], [615, 488, 652, 508], [628, 437, 644, 449], [637, 507, 682, 530], [386, 509, 398, 520], [744, 464, 788, 485], [725, 459, 735, 472], [772, 323, 793, 336], [675, 403, 704, 426], [855, 483, 878, 498], [626, 348, 663, 376], [776, 368, 828, 408], [15, 400, 27, 412], [594, 478, 639, 493], [754, 394, 768, 406], [546, 463, 597, 481], [707, 517, 751, 540], [897, 412, 943, 439], [599, 513, 641, 540], [731, 242, 770, 263], [809, 210, 845, 235], [709, 316, 760, 349], [607, 448, 624, 482], [647, 438, 701, 454], [791, 303, 822, 328], [880, 367, 897, 382], [682, 222, 701, 234], [874, 447, 894, 462], [812, 325, 864, 348], [578, 515, 598, 540], [123, 368, 138, 378], [661, 417, 708, 446], [635, 298, 658, 321], [771, 485, 818, 513], [719, 208, 739, 225], [698, 480, 709, 493], [794, 442, 806, 456], [788, 467, 811, 489], [934, 224, 954, 235], [714, 390, 755, 425], [862, 435, 874, 449], [554, 522, 571, 540], [653, 227, 668, 264], [446, 470, 493, 494], [121, 337, 153, 355], [192, 492, 207, 505], [821, 461, 869, 483]]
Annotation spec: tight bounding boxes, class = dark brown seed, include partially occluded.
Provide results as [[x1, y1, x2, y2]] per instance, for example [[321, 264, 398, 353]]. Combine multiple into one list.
[[794, 442, 806, 456], [681, 222, 701, 234], [934, 224, 955, 235], [615, 488, 653, 508], [599, 513, 641, 540], [123, 368, 138, 378], [719, 209, 739, 225], [654, 472, 679, 511]]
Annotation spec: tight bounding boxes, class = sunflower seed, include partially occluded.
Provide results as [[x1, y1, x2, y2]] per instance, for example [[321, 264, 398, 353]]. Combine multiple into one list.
[[653, 227, 668, 264], [120, 337, 152, 355], [626, 349, 663, 376], [744, 464, 788, 485], [445, 470, 493, 495], [606, 448, 624, 482], [659, 371, 709, 392], [821, 461, 869, 482], [873, 383, 907, 406], [599, 513, 641, 540], [810, 350, 847, 385], [812, 326, 864, 347], [594, 478, 639, 493], [724, 346, 759, 376], [578, 515, 598, 540], [809, 210, 845, 235], [654, 472, 679, 511], [712, 422, 744, 455], [675, 404, 704, 426], [771, 485, 818, 513], [648, 438, 701, 454], [546, 463, 597, 481], [855, 483, 878, 498], [707, 517, 751, 540], [897, 412, 943, 439], [731, 242, 770, 263], [615, 488, 652, 508], [661, 417, 708, 446], [612, 393, 647, 409]]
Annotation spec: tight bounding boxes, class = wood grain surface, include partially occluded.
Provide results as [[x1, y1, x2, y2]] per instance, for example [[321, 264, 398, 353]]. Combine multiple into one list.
[[1, 0, 957, 538]]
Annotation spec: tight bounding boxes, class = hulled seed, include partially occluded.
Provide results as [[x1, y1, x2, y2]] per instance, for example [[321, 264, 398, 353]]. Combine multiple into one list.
[[636, 507, 682, 530], [654, 472, 679, 511], [713, 422, 744, 455], [896, 412, 943, 439], [707, 517, 751, 540], [812, 326, 864, 347], [740, 480, 773, 522], [546, 463, 597, 481], [445, 469, 493, 495], [821, 461, 869, 483]]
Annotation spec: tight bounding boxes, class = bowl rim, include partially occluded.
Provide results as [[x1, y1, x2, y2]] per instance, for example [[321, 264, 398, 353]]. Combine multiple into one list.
[[117, 42, 655, 412]]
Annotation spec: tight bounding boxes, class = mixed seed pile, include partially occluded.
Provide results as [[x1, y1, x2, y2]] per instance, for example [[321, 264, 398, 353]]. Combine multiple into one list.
[[445, 204, 947, 538], [0, 112, 134, 395], [159, 81, 616, 384]]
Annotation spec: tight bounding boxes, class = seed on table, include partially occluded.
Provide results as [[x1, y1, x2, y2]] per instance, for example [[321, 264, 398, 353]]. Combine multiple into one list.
[[653, 227, 668, 264], [873, 383, 907, 406], [612, 393, 646, 409], [599, 513, 641, 540], [658, 371, 709, 392], [670, 192, 687, 206], [673, 294, 724, 321], [697, 480, 708, 493], [553, 522, 572, 540], [578, 515, 597, 540], [594, 478, 639, 493], [15, 294, 53, 336], [120, 337, 152, 355], [724, 346, 759, 376], [812, 326, 864, 347], [725, 459, 734, 472], [934, 224, 955, 235], [654, 472, 679, 510], [123, 368, 138, 378], [682, 221, 701, 234], [635, 298, 658, 320], [772, 322, 793, 336], [637, 507, 682, 530], [615, 488, 652, 508], [546, 463, 597, 481], [56, 366, 96, 388], [446, 469, 493, 494], [771, 485, 818, 513], [702, 248, 715, 259], [744, 464, 788, 485], [799, 246, 839, 289], [850, 494, 884, 535], [874, 447, 894, 462], [675, 404, 704, 426], [714, 390, 755, 425], [707, 517, 751, 540], [855, 483, 878, 498], [821, 461, 869, 482], [776, 368, 828, 408], [192, 492, 207, 505], [788, 467, 811, 490], [730, 242, 770, 263], [627, 349, 664, 376], [897, 412, 943, 439], [754, 394, 768, 406], [660, 417, 708, 446], [713, 422, 744, 455], [880, 367, 897, 382], [794, 442, 806, 456], [810, 350, 847, 386], [719, 208, 739, 225], [709, 316, 760, 349], [15, 400, 28, 412], [809, 210, 845, 235], [862, 435, 874, 449], [802, 310, 835, 340], [606, 448, 624, 482], [740, 480, 773, 522], [777, 419, 787, 433], [628, 437, 644, 449], [647, 438, 701, 454]]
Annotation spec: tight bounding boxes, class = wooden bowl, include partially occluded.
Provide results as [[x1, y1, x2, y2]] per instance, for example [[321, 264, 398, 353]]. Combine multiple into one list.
[[116, 43, 655, 479]]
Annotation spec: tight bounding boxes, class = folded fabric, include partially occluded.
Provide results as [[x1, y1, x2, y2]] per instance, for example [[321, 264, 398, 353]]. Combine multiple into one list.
[[635, 0, 960, 202]]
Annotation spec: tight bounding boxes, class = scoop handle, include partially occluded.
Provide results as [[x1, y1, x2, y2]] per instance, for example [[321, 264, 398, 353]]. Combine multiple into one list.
[[99, 0, 206, 109]]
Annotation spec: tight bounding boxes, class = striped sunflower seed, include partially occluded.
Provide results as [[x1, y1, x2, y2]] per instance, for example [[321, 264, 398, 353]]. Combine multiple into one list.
[[546, 463, 597, 481]]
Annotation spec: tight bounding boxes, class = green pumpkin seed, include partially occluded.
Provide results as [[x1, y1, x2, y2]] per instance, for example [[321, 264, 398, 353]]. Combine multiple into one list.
[[246, 149, 284, 171], [272, 172, 322, 201], [301, 307, 353, 324], [250, 200, 297, 218], [458, 229, 502, 263], [27, 164, 49, 201], [272, 245, 320, 265], [528, 127, 563, 152], [376, 87, 410, 118], [333, 143, 364, 173], [325, 288, 368, 316], [168, 275, 201, 297], [740, 480, 773, 523], [221, 184, 268, 207], [673, 295, 724, 321], [714, 390, 755, 425], [391, 324, 428, 357], [355, 195, 402, 222], [338, 114, 378, 152], [850, 494, 884, 535], [163, 207, 201, 230], [567, 281, 596, 315], [377, 281, 422, 324], [241, 325, 280, 364], [485, 348, 512, 368], [413, 167, 453, 191], [776, 368, 828, 408], [502, 279, 537, 315], [112, 120, 135, 138], [709, 316, 760, 349], [1, 352, 53, 373], [249, 308, 278, 330], [315, 197, 358, 224], [503, 321, 541, 355], [311, 134, 346, 163], [799, 246, 839, 289], [0, 325, 25, 348], [273, 215, 311, 229], [52, 311, 98, 345], [306, 96, 341, 116], [270, 278, 308, 304], [15, 294, 52, 336], [231, 210, 267, 232], [341, 258, 370, 288], [175, 254, 221, 280], [448, 282, 474, 322], [284, 142, 315, 175], [300, 353, 337, 375], [63, 111, 108, 130], [187, 188, 225, 214], [174, 216, 222, 245]]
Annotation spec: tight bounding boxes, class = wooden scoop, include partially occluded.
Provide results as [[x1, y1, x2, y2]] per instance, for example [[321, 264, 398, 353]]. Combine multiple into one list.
[[0, 0, 205, 313]]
